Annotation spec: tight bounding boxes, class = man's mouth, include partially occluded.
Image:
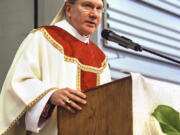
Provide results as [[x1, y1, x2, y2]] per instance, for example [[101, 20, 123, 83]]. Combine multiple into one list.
[[86, 21, 96, 26]]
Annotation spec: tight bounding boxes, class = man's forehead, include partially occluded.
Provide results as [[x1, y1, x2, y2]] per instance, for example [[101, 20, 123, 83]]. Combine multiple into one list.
[[77, 0, 104, 5], [77, 0, 103, 2]]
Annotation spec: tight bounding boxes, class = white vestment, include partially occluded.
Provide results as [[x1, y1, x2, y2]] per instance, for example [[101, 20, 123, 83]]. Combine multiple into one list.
[[0, 20, 111, 135]]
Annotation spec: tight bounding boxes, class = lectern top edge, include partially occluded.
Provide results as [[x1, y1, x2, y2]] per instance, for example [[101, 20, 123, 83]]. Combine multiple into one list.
[[83, 76, 131, 93]]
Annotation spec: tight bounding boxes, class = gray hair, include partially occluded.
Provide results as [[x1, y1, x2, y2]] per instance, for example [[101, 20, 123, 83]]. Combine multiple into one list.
[[67, 0, 76, 4], [67, 0, 103, 4]]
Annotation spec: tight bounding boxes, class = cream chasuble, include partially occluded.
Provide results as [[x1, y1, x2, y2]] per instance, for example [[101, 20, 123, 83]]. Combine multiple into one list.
[[0, 23, 111, 135]]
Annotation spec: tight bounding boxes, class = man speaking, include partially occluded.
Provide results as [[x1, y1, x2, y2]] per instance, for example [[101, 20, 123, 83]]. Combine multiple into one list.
[[0, 0, 111, 134]]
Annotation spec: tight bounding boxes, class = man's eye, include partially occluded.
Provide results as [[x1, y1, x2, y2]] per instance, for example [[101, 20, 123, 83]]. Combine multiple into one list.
[[82, 3, 93, 9], [97, 7, 103, 11]]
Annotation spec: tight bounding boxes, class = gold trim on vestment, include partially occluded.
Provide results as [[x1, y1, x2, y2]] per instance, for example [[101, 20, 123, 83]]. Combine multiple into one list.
[[76, 67, 81, 91], [2, 28, 107, 134], [96, 73, 100, 86], [33, 28, 107, 74], [31, 29, 38, 33], [1, 88, 58, 135]]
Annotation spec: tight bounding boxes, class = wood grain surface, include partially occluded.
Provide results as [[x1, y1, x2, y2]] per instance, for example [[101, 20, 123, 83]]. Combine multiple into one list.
[[58, 77, 132, 135]]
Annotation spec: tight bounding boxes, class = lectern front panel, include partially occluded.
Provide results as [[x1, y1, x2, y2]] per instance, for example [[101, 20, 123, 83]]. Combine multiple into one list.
[[58, 77, 132, 135]]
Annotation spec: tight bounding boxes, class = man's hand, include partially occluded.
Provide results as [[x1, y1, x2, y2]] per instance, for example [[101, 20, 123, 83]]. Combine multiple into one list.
[[50, 88, 87, 113]]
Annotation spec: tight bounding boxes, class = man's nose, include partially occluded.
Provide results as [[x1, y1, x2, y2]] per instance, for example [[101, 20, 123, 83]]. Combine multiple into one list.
[[89, 8, 100, 17]]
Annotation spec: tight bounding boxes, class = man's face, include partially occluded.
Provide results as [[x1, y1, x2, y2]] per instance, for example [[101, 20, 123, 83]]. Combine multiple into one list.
[[65, 0, 103, 36]]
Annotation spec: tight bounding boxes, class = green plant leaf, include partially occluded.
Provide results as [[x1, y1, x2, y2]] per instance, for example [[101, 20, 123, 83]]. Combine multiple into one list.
[[152, 105, 180, 135]]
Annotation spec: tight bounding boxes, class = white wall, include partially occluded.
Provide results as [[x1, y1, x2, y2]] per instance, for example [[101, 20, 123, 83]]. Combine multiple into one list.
[[99, 0, 180, 84]]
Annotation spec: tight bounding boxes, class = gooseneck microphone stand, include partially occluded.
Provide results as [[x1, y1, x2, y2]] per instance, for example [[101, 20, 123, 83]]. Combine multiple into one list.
[[141, 47, 180, 65], [101, 29, 180, 65], [132, 43, 180, 65]]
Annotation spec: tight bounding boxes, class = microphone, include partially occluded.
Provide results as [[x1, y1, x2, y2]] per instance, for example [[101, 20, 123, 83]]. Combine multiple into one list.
[[101, 29, 142, 51]]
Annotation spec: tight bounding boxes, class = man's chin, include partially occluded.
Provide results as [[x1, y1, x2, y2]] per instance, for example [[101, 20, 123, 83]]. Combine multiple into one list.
[[78, 27, 96, 35], [84, 29, 96, 35]]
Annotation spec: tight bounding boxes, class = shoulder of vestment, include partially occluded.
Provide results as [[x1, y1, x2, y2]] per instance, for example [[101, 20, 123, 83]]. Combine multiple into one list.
[[31, 26, 107, 73]]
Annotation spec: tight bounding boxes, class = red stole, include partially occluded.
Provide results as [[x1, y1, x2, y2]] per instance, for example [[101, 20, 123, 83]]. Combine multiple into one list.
[[39, 26, 106, 91]]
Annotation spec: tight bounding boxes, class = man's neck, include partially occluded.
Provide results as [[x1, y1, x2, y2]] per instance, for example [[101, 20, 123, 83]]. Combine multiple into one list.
[[54, 19, 90, 44]]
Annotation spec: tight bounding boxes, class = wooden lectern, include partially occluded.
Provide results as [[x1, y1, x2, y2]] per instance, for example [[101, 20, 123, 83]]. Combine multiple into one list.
[[58, 77, 132, 135]]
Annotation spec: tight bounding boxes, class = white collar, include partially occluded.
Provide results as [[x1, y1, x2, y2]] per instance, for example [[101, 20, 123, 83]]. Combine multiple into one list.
[[55, 19, 90, 44]]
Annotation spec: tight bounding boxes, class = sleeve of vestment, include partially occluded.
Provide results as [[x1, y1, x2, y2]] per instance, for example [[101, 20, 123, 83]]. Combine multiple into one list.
[[0, 30, 59, 135], [25, 89, 57, 133]]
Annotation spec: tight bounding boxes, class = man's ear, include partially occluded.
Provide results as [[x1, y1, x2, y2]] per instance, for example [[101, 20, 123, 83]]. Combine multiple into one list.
[[64, 3, 72, 18]]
